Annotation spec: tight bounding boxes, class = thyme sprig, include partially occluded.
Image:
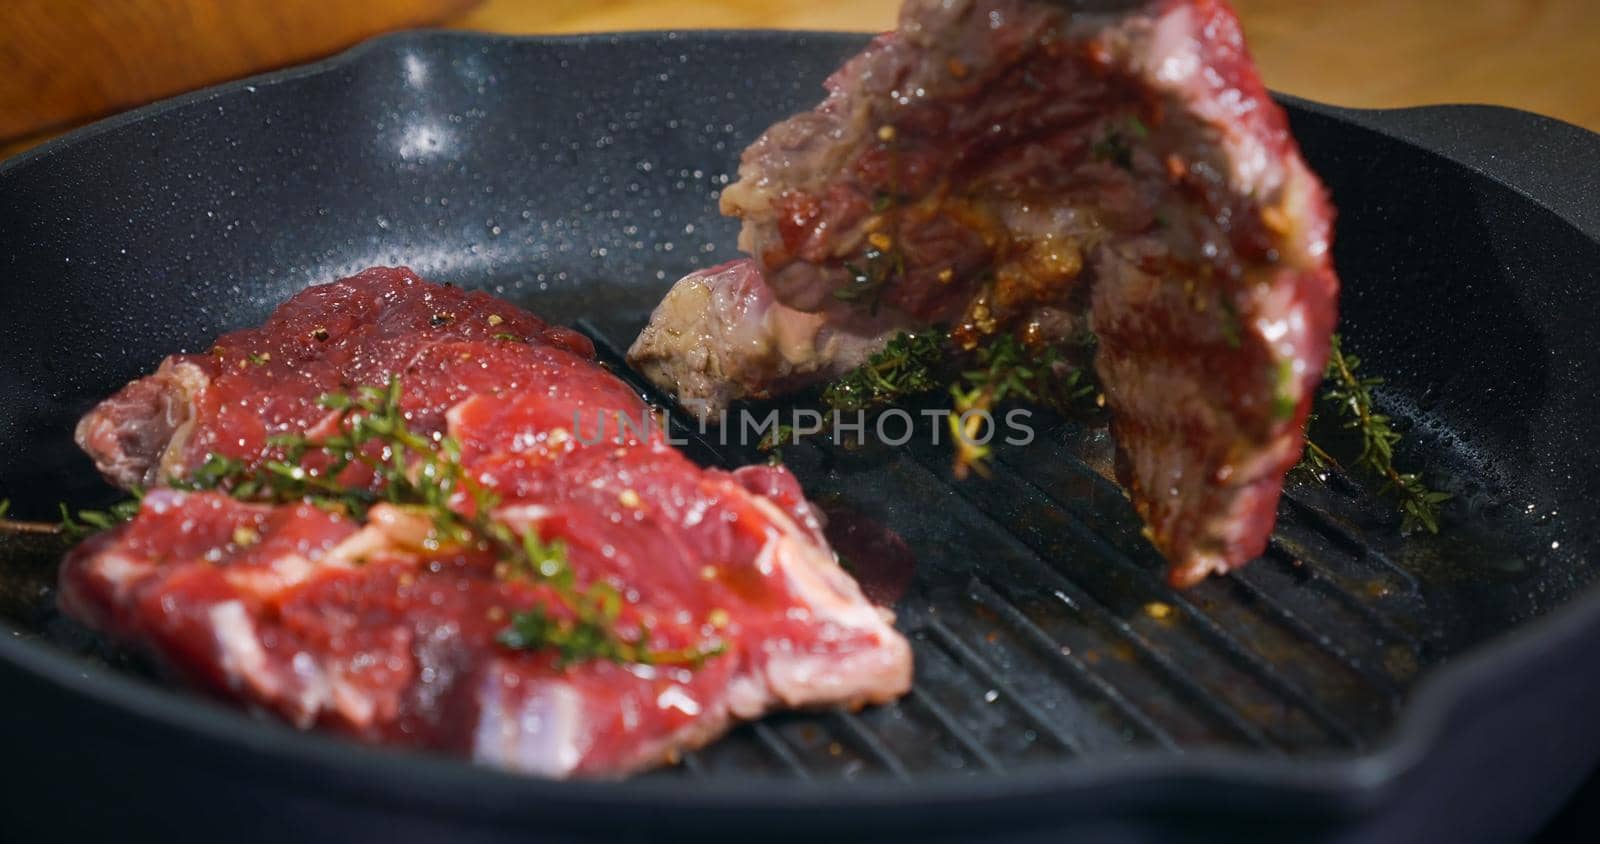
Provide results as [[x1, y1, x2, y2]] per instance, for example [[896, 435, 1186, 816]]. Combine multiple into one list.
[[57, 494, 144, 542], [1305, 335, 1451, 533], [949, 334, 1092, 478], [820, 331, 947, 413], [817, 323, 1444, 535], [756, 423, 797, 465], [82, 378, 724, 669], [490, 528, 724, 668], [301, 380, 722, 667], [817, 330, 1092, 477]]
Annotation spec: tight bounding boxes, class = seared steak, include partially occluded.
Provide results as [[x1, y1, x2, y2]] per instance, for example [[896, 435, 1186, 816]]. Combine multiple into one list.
[[630, 0, 1339, 585], [64, 268, 911, 778]]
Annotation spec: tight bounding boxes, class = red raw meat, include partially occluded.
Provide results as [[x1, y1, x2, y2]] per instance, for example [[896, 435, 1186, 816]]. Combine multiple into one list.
[[63, 268, 911, 778]]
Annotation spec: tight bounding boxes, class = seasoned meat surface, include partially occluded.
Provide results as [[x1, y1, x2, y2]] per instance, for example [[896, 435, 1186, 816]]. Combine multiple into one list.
[[628, 258, 904, 421], [77, 267, 597, 491], [64, 268, 910, 778], [632, 0, 1339, 585]]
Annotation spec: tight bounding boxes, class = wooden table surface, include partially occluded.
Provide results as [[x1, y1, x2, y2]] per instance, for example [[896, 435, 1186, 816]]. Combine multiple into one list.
[[451, 0, 1600, 131], [2, 0, 1596, 160]]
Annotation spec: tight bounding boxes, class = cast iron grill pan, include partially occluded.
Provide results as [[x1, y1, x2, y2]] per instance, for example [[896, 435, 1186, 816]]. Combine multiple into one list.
[[1, 31, 1598, 842]]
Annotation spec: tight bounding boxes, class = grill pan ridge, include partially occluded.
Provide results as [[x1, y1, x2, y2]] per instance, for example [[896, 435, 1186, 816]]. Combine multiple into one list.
[[1, 30, 1598, 842]]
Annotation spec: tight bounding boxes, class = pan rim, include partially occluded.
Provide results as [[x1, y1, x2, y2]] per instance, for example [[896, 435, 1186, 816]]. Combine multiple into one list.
[[1, 27, 1597, 824]]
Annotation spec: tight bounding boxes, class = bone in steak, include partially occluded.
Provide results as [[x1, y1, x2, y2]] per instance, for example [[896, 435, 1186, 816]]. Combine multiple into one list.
[[629, 0, 1340, 585], [63, 267, 911, 778]]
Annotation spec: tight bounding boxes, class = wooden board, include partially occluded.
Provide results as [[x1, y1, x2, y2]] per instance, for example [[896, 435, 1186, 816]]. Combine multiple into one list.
[[454, 0, 1600, 132], [4, 0, 1596, 161], [0, 0, 476, 141]]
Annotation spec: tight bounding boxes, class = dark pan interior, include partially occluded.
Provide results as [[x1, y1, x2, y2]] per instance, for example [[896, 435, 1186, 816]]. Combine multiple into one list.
[[2, 30, 1599, 841]]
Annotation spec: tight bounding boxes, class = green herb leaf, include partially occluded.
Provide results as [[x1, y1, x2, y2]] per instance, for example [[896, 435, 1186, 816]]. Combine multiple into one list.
[[1271, 358, 1298, 422], [757, 423, 798, 464], [96, 376, 723, 670], [1300, 334, 1450, 533], [56, 491, 144, 542], [949, 334, 1093, 477], [821, 331, 947, 413]]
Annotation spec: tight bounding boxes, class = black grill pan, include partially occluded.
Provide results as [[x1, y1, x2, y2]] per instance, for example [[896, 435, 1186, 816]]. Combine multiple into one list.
[[1, 31, 1598, 842]]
